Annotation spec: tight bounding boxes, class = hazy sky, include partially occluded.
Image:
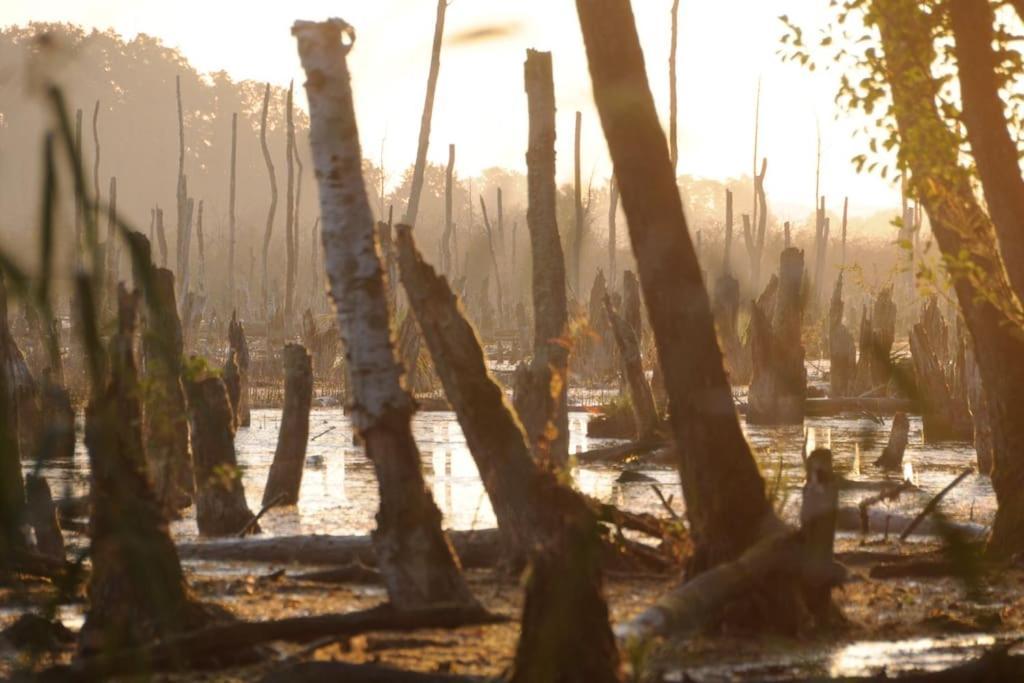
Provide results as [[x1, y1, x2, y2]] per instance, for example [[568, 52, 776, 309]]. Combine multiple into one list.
[[2, 0, 900, 220]]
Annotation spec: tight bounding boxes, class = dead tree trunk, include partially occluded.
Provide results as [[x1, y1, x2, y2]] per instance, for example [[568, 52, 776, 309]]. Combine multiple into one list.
[[515, 49, 570, 467], [25, 474, 63, 560], [295, 18, 476, 610], [605, 297, 659, 440], [229, 311, 251, 428], [608, 176, 618, 285], [223, 350, 242, 431], [742, 159, 768, 293], [714, 191, 748, 383], [622, 269, 642, 346], [669, 0, 680, 171], [185, 372, 257, 536], [229, 112, 237, 310], [965, 341, 993, 475], [403, 0, 447, 227], [748, 248, 806, 424], [260, 83, 278, 318], [262, 344, 313, 506], [478, 196, 505, 322], [874, 0, 1024, 559], [442, 144, 455, 275], [155, 207, 168, 268], [875, 412, 910, 470], [285, 80, 297, 324], [574, 0, 788, 584], [81, 285, 213, 656], [0, 274, 26, 562], [395, 226, 620, 681], [829, 273, 856, 397], [142, 266, 194, 514], [852, 285, 897, 395], [574, 110, 584, 296], [910, 323, 972, 442]]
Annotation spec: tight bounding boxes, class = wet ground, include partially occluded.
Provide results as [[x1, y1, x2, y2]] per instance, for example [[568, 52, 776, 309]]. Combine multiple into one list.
[[9, 387, 1015, 681]]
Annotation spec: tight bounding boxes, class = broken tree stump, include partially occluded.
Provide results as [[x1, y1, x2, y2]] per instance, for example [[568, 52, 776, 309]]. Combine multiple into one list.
[[24, 474, 64, 561], [185, 370, 257, 537], [748, 248, 807, 424], [875, 412, 910, 470], [829, 274, 856, 397], [222, 350, 242, 431], [262, 344, 313, 507], [604, 295, 659, 440], [81, 285, 215, 655], [228, 311, 251, 428], [910, 322, 972, 441]]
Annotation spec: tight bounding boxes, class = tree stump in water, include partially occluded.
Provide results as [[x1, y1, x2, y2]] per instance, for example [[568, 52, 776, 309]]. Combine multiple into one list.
[[262, 344, 313, 507], [142, 267, 194, 514], [910, 323, 972, 441], [875, 412, 910, 470], [82, 286, 214, 656], [748, 248, 806, 424], [228, 311, 251, 428], [713, 272, 749, 384], [853, 285, 897, 395], [828, 274, 856, 397], [604, 296, 659, 440], [799, 448, 841, 623], [24, 474, 64, 560], [185, 372, 257, 536]]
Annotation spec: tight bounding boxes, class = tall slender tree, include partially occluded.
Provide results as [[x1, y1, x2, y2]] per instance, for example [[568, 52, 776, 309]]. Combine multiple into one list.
[[259, 83, 278, 318]]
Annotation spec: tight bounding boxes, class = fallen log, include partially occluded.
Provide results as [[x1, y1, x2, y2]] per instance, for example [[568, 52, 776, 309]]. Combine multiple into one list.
[[575, 437, 669, 463], [836, 505, 984, 539], [898, 468, 973, 542], [32, 604, 505, 682], [260, 661, 483, 683], [805, 397, 916, 416]]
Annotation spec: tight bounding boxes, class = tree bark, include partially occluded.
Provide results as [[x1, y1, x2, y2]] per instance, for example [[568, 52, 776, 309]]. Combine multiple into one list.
[[669, 0, 680, 171], [185, 373, 257, 537], [393, 225, 620, 682], [223, 349, 242, 431], [402, 0, 447, 227], [228, 112, 237, 310], [829, 274, 856, 397], [81, 285, 213, 656], [909, 323, 971, 441], [965, 341, 992, 475], [285, 81, 297, 324], [516, 49, 570, 467], [608, 176, 618, 285], [442, 144, 455, 275], [574, 110, 584, 296], [262, 343, 313, 506], [259, 83, 278, 318], [950, 0, 1024, 300], [873, 0, 1024, 559], [294, 18, 476, 610], [0, 275, 26, 562]]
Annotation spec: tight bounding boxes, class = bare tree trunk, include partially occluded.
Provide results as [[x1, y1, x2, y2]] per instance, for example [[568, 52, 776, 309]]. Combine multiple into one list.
[[294, 18, 476, 610], [574, 110, 584, 296], [950, 0, 1024, 299], [742, 159, 768, 292], [394, 226, 620, 681], [186, 373, 257, 536], [605, 297, 659, 440], [294, 135, 305, 310], [0, 274, 26, 563], [92, 100, 101, 240], [478, 196, 504, 322], [965, 341, 992, 475], [81, 285, 213, 656], [263, 344, 313, 506], [829, 273, 856, 397], [910, 322, 972, 441], [608, 176, 618, 286], [516, 49, 570, 467], [229, 312, 251, 427], [442, 144, 455, 275], [402, 0, 447, 227], [223, 350, 241, 430], [285, 81, 297, 325], [74, 108, 83, 257], [873, 0, 1024, 560], [155, 207, 168, 268], [260, 83, 278, 318], [195, 199, 205, 294], [574, 0, 785, 580], [669, 0, 680, 171], [229, 112, 237, 310], [25, 474, 63, 560], [875, 412, 909, 470]]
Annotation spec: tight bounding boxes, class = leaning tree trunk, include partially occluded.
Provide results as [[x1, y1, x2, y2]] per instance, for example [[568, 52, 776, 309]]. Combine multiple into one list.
[[185, 373, 257, 537], [874, 0, 1024, 560], [574, 0, 795, 589], [514, 49, 570, 467], [294, 18, 476, 610], [605, 297, 659, 440], [262, 344, 313, 507], [80, 285, 213, 657], [402, 0, 447, 227], [395, 225, 620, 681]]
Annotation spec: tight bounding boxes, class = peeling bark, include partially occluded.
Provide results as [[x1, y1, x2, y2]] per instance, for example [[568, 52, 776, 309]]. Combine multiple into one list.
[[294, 19, 476, 609]]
